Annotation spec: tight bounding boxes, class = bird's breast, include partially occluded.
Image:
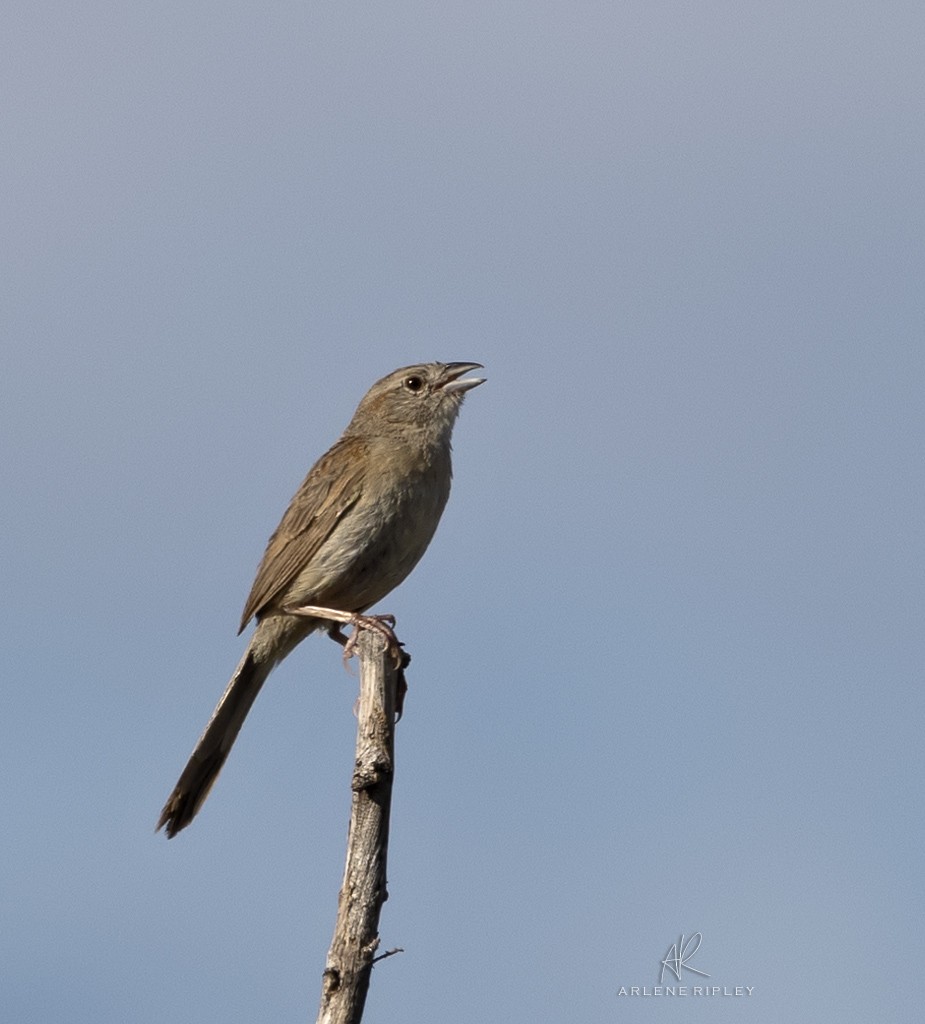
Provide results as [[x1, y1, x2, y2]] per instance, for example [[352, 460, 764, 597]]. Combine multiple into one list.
[[287, 455, 452, 613]]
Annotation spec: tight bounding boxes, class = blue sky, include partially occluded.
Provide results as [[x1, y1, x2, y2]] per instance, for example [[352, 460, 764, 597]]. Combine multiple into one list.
[[2, 3, 922, 1021]]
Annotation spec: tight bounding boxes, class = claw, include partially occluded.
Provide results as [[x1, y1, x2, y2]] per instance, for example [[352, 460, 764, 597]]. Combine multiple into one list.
[[339, 613, 402, 667], [286, 604, 404, 666], [286, 604, 407, 717]]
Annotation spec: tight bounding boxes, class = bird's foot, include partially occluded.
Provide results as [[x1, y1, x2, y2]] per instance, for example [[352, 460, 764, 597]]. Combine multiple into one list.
[[285, 604, 403, 665], [338, 613, 400, 666], [285, 604, 408, 717]]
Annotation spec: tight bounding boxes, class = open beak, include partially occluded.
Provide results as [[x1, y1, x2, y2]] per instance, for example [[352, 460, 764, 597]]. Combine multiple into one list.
[[439, 362, 486, 394]]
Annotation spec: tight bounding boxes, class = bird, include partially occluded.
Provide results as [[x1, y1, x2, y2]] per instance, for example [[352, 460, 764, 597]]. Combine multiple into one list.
[[157, 362, 485, 837]]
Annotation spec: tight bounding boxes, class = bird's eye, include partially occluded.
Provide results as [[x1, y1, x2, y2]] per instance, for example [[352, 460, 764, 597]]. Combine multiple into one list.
[[403, 375, 424, 392]]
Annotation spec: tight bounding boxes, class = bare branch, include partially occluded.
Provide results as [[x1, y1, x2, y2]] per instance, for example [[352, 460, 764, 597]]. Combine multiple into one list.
[[315, 626, 401, 1024]]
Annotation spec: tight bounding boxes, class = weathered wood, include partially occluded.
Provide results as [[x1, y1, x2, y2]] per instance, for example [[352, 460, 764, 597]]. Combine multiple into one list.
[[315, 626, 399, 1024]]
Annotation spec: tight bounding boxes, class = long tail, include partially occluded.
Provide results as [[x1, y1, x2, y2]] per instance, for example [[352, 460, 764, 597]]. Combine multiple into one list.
[[157, 615, 317, 837], [156, 645, 272, 838]]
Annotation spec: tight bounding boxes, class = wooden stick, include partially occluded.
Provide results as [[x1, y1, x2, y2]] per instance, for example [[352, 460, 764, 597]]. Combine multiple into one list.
[[315, 625, 400, 1024]]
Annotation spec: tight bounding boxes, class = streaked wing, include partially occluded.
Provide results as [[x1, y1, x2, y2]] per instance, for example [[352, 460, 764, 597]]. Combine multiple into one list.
[[238, 436, 367, 631]]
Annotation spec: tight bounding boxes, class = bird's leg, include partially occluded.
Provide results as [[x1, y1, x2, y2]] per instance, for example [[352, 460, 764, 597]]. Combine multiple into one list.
[[284, 603, 409, 719], [325, 622, 351, 648], [285, 604, 405, 668]]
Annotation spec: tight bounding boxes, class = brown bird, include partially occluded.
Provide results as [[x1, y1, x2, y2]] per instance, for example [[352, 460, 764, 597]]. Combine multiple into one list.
[[157, 362, 485, 837]]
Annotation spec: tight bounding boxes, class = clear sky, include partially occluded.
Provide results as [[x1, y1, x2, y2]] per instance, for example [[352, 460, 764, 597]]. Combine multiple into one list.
[[2, 3, 921, 1022]]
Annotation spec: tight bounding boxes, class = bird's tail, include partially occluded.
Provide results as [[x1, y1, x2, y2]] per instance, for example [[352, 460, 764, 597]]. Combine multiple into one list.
[[156, 644, 271, 838], [157, 615, 316, 837]]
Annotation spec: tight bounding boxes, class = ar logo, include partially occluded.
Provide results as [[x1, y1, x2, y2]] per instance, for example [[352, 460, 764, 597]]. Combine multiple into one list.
[[659, 933, 711, 983]]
